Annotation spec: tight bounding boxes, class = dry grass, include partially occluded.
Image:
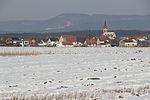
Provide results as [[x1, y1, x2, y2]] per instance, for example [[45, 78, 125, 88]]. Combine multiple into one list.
[[0, 47, 54, 56], [1, 86, 150, 100], [0, 52, 41, 56]]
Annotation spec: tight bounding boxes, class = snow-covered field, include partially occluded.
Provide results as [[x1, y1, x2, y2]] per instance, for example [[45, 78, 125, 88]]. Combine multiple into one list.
[[0, 47, 150, 100]]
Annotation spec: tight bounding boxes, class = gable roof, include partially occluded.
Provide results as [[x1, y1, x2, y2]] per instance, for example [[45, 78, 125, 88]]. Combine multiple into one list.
[[6, 37, 13, 41], [85, 37, 96, 45], [60, 35, 77, 45], [130, 36, 146, 39], [122, 39, 137, 42], [60, 35, 77, 42], [96, 36, 110, 41]]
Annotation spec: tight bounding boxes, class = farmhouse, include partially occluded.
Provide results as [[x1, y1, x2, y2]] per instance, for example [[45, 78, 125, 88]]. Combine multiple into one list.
[[96, 36, 111, 47], [119, 39, 138, 47], [38, 40, 47, 47], [85, 37, 97, 47], [47, 37, 59, 47], [58, 35, 77, 47], [20, 38, 32, 47]]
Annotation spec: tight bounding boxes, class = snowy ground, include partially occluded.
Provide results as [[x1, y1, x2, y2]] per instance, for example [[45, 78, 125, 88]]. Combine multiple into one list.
[[0, 47, 150, 100]]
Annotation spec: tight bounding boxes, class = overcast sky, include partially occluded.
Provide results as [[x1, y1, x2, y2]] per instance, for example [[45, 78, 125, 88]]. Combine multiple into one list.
[[0, 0, 149, 21]]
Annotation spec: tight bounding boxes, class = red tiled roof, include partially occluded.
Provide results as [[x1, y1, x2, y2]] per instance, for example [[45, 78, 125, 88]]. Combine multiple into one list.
[[86, 38, 96, 45], [62, 42, 73, 45], [7, 37, 12, 41], [131, 36, 145, 39], [61, 35, 77, 42]]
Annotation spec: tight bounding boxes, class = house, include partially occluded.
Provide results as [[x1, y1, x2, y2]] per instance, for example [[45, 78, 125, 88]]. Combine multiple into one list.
[[0, 37, 6, 46], [73, 37, 86, 47], [119, 39, 138, 47], [21, 38, 32, 44], [6, 37, 13, 45], [11, 37, 21, 46], [130, 36, 147, 41], [0, 40, 6, 46], [130, 36, 147, 47], [85, 37, 97, 47], [30, 39, 38, 47], [20, 40, 30, 47], [5, 37, 22, 46], [58, 35, 77, 47], [4, 37, 31, 47], [10, 37, 30, 47], [47, 37, 59, 47], [38, 40, 47, 47], [96, 36, 111, 47], [20, 38, 32, 47]]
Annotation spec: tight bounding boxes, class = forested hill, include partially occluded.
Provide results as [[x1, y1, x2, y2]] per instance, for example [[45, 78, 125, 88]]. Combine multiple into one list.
[[0, 13, 150, 32]]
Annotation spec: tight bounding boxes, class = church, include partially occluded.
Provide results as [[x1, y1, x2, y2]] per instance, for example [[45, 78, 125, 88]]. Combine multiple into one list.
[[102, 21, 116, 40]]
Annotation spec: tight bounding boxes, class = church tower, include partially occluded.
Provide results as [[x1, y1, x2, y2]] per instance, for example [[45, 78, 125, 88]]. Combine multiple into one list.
[[102, 20, 116, 39], [103, 20, 108, 33]]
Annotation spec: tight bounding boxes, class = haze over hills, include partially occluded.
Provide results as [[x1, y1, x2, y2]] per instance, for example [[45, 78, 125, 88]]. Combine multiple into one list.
[[0, 13, 150, 33]]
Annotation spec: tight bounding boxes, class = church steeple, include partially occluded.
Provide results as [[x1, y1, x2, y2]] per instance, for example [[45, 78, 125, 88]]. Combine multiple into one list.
[[103, 20, 108, 33]]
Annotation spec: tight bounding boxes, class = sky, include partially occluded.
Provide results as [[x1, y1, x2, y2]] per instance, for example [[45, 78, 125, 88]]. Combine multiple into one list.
[[0, 0, 149, 21]]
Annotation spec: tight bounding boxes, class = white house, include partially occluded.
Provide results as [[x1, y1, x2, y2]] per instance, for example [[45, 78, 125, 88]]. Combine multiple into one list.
[[38, 40, 47, 47], [119, 39, 138, 47], [58, 35, 77, 47], [47, 38, 59, 47]]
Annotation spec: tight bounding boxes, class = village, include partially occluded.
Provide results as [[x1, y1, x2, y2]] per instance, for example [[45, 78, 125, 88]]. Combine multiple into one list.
[[0, 21, 150, 47]]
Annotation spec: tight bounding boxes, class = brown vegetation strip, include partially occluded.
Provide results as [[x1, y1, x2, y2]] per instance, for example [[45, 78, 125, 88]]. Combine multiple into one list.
[[1, 86, 150, 100], [0, 52, 41, 56]]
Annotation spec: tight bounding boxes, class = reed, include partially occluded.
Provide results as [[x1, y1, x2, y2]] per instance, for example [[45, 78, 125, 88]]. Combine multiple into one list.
[[1, 86, 150, 100], [0, 51, 41, 56]]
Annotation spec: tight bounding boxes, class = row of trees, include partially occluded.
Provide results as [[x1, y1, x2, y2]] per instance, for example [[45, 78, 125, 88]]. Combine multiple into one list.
[[0, 30, 149, 40]]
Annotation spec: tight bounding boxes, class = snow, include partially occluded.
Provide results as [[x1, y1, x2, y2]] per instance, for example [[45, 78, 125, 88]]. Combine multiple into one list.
[[0, 47, 150, 99], [44, 21, 72, 30]]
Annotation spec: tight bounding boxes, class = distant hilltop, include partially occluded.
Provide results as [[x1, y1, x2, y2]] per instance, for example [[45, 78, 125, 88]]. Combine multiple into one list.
[[0, 13, 150, 32]]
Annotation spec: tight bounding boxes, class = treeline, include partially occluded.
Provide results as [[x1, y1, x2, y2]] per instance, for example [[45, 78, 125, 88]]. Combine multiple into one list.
[[0, 30, 149, 39]]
